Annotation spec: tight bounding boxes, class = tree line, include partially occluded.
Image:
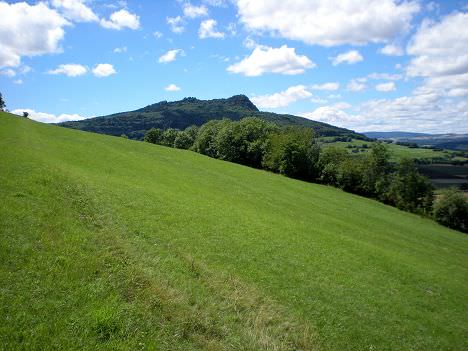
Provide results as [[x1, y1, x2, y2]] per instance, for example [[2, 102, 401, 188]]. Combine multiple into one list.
[[144, 117, 467, 233]]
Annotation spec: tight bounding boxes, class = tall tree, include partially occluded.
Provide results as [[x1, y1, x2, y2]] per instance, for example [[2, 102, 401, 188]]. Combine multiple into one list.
[[0, 92, 5, 111]]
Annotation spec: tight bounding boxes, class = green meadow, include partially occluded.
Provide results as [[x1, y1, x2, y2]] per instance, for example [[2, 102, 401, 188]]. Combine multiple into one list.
[[1, 112, 467, 350]]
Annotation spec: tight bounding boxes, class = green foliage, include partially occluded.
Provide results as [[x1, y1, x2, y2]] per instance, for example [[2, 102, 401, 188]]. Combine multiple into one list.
[[144, 128, 163, 144], [0, 92, 5, 111], [193, 119, 229, 157], [215, 117, 278, 168], [386, 158, 434, 214], [434, 188, 468, 233], [318, 147, 348, 186], [361, 143, 392, 197], [263, 127, 320, 180], [161, 128, 179, 147]]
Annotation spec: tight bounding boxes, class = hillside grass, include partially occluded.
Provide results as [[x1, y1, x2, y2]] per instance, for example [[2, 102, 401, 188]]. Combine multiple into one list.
[[1, 112, 467, 350], [321, 138, 452, 161]]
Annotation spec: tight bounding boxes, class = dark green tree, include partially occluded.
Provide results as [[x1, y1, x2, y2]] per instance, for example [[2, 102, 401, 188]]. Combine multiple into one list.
[[0, 92, 5, 111], [144, 128, 163, 144], [174, 131, 194, 149], [318, 147, 348, 186], [263, 127, 320, 180], [362, 143, 391, 198], [433, 188, 468, 233], [386, 158, 433, 214], [193, 119, 230, 158], [160, 128, 179, 147]]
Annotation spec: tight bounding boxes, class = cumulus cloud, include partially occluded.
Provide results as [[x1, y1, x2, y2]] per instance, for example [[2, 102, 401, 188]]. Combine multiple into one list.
[[406, 12, 468, 101], [379, 44, 403, 56], [51, 0, 98, 22], [331, 50, 363, 66], [407, 12, 468, 78], [11, 109, 88, 123], [376, 82, 396, 92], [199, 19, 225, 39], [158, 49, 184, 63], [183, 3, 208, 18], [236, 0, 420, 46], [0, 1, 69, 68], [311, 82, 340, 91], [92, 63, 116, 77], [167, 16, 184, 33], [347, 80, 366, 92], [227, 45, 315, 76], [165, 84, 181, 91], [301, 90, 468, 134], [251, 85, 312, 108], [48, 63, 88, 77], [100, 9, 140, 30]]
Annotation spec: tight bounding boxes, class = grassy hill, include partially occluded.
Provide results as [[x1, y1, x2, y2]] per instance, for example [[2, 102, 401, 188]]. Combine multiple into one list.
[[1, 112, 467, 351], [59, 95, 365, 140]]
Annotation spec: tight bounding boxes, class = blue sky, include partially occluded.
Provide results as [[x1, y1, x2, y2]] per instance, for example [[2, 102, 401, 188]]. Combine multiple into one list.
[[1, 0, 467, 133]]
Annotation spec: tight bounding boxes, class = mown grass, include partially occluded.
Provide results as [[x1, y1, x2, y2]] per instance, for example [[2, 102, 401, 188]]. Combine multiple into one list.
[[1, 112, 467, 350]]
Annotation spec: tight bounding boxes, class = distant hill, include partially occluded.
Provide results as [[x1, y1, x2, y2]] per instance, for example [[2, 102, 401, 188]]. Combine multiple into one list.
[[365, 131, 433, 139], [365, 131, 468, 151], [60, 95, 366, 140]]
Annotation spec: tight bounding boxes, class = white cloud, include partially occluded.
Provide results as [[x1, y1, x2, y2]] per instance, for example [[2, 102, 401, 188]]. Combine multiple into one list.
[[100, 9, 140, 30], [167, 16, 184, 33], [0, 1, 69, 68], [0, 68, 16, 77], [92, 63, 116, 77], [227, 45, 315, 76], [405, 12, 468, 106], [13, 79, 23, 85], [347, 80, 366, 92], [199, 19, 225, 39], [11, 109, 88, 123], [301, 90, 468, 134], [48, 63, 88, 77], [113, 46, 127, 53], [51, 0, 98, 22], [203, 0, 227, 6], [153, 31, 163, 38], [310, 97, 328, 104], [183, 3, 208, 18], [407, 12, 468, 78], [376, 82, 396, 92], [301, 106, 356, 125], [243, 36, 257, 49], [158, 49, 184, 63], [165, 84, 181, 91], [236, 0, 420, 46], [379, 44, 403, 56], [251, 85, 312, 108], [311, 82, 340, 91], [334, 102, 352, 110], [331, 50, 363, 66], [367, 72, 402, 81]]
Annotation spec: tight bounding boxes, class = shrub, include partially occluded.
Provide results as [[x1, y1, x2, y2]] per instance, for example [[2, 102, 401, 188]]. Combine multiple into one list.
[[433, 188, 468, 233], [144, 128, 163, 144]]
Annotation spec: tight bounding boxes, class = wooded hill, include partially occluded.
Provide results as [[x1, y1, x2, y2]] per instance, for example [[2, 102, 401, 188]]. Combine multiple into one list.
[[60, 95, 366, 140]]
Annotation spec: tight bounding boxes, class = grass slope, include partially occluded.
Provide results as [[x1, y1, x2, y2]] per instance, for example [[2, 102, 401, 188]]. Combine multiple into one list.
[[1, 112, 467, 351]]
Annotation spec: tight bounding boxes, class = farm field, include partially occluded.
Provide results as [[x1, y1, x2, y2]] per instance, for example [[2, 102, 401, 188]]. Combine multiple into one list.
[[1, 112, 467, 351]]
